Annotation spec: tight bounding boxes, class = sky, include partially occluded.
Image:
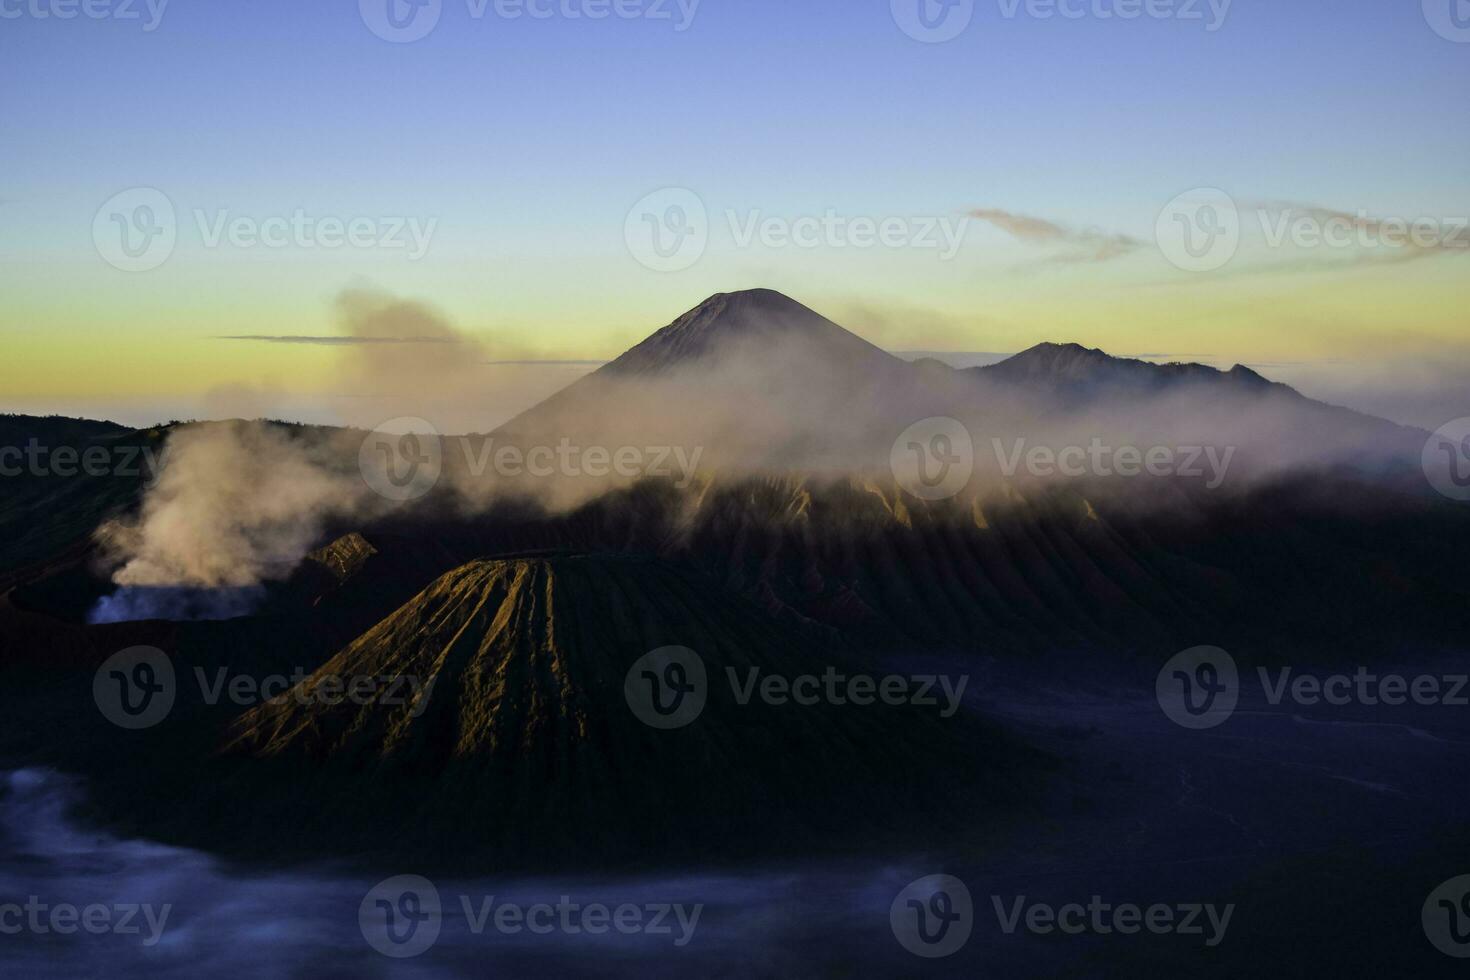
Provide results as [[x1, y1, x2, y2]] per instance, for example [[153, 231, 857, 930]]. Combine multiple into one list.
[[2, 0, 1468, 430]]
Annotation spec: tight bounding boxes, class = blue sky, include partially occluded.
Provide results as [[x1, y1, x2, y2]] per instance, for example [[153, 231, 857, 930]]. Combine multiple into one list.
[[3, 0, 1468, 427]]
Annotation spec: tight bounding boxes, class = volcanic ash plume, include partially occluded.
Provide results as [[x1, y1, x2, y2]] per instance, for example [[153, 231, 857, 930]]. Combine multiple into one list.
[[96, 420, 371, 590]]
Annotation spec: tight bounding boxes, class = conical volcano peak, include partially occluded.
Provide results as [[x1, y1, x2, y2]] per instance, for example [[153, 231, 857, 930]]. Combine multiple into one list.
[[599, 288, 898, 378]]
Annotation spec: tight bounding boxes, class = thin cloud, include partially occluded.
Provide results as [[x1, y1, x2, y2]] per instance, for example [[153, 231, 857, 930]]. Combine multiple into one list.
[[482, 359, 607, 366], [969, 208, 1144, 263], [216, 335, 463, 346]]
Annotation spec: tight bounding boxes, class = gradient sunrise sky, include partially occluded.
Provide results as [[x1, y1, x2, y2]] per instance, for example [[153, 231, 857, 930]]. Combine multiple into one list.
[[3, 0, 1467, 429]]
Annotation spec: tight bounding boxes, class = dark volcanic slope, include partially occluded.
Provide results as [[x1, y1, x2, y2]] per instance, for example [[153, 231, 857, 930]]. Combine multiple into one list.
[[492, 290, 923, 457], [194, 554, 1028, 868], [597, 287, 900, 378]]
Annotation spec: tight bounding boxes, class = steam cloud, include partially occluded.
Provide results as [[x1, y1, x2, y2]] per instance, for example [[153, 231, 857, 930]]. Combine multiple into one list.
[[92, 290, 1435, 621]]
